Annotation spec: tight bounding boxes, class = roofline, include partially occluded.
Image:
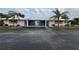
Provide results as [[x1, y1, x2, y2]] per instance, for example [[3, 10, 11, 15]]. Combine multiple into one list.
[[1, 19, 49, 20]]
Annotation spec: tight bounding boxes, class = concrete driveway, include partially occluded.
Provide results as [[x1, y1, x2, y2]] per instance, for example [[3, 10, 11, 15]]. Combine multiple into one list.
[[0, 27, 79, 50]]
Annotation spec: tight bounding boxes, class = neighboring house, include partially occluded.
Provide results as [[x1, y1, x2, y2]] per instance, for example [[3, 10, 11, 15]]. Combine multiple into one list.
[[48, 18, 68, 27], [48, 20, 67, 27], [4, 20, 25, 27]]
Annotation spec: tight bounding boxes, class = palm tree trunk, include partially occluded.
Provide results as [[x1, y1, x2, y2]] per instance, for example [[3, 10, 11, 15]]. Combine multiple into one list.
[[12, 16, 15, 27], [58, 17, 60, 29], [17, 16, 19, 25], [13, 21, 15, 26]]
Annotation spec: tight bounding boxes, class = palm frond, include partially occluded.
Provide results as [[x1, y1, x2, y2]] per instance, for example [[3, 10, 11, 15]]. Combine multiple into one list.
[[50, 15, 57, 18], [62, 11, 68, 15], [52, 8, 60, 15]]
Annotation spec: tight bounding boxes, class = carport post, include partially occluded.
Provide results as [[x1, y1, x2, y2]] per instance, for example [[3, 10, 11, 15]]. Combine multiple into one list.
[[27, 20, 29, 27], [45, 20, 47, 28]]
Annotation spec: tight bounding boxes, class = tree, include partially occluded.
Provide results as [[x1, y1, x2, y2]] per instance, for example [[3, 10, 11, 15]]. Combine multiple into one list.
[[73, 18, 79, 25], [3, 14, 11, 20], [50, 8, 68, 28], [8, 11, 25, 26], [0, 13, 3, 20], [69, 20, 75, 26], [0, 13, 5, 26], [8, 11, 24, 20], [62, 14, 69, 22]]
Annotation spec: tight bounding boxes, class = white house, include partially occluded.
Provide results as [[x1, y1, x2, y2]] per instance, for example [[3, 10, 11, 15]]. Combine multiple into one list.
[[48, 19, 67, 27], [4, 20, 25, 27], [2, 18, 68, 27], [48, 17, 68, 27], [3, 19, 48, 27]]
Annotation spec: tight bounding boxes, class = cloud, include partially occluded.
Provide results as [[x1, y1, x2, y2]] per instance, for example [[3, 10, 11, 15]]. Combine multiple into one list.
[[64, 8, 79, 19], [0, 8, 79, 20]]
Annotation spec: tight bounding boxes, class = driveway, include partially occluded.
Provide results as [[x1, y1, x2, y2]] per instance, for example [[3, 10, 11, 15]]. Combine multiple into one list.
[[0, 27, 79, 50]]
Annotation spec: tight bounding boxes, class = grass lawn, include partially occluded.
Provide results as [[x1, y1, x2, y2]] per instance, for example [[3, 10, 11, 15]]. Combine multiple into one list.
[[0, 26, 19, 30], [52, 25, 79, 30], [64, 25, 79, 30]]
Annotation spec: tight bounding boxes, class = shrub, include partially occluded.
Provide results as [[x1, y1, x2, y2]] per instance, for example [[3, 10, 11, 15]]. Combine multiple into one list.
[[52, 24, 55, 27], [4, 24, 8, 26], [17, 25, 20, 27]]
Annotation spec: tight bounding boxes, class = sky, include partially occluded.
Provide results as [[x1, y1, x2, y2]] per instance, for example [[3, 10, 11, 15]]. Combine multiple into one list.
[[0, 8, 79, 20]]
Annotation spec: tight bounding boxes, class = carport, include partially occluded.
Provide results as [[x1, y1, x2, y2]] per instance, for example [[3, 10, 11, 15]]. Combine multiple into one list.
[[26, 20, 48, 27]]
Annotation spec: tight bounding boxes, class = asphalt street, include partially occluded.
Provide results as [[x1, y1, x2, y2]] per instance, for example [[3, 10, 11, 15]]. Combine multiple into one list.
[[0, 27, 79, 50]]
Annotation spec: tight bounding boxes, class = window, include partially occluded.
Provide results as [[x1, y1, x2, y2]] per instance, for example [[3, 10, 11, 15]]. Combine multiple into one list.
[[9, 20, 18, 23], [55, 21, 63, 24]]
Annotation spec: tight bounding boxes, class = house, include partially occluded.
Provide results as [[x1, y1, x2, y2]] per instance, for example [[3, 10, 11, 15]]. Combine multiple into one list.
[[4, 20, 25, 27], [48, 20, 67, 27], [48, 18, 68, 27], [1, 18, 68, 27], [3, 19, 48, 27]]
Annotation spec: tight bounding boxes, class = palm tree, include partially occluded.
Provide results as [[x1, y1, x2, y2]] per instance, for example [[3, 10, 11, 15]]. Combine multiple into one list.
[[0, 13, 3, 20], [0, 13, 5, 26], [50, 8, 68, 28], [8, 11, 24, 20], [3, 14, 11, 20], [61, 14, 71, 29], [8, 11, 25, 26], [73, 18, 79, 25], [62, 14, 69, 26], [62, 14, 69, 22]]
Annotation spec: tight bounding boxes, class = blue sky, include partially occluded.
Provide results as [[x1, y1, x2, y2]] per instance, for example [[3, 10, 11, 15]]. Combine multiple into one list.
[[0, 8, 79, 20]]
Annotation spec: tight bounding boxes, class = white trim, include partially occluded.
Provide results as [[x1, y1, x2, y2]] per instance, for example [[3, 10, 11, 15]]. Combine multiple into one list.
[[27, 20, 29, 27], [45, 20, 47, 27], [28, 26, 46, 27]]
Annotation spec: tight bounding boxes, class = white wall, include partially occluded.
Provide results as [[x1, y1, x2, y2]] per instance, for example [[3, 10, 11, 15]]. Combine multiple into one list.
[[4, 20, 25, 26], [17, 21, 25, 26], [4, 20, 67, 27], [48, 21, 55, 27], [48, 21, 67, 27]]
